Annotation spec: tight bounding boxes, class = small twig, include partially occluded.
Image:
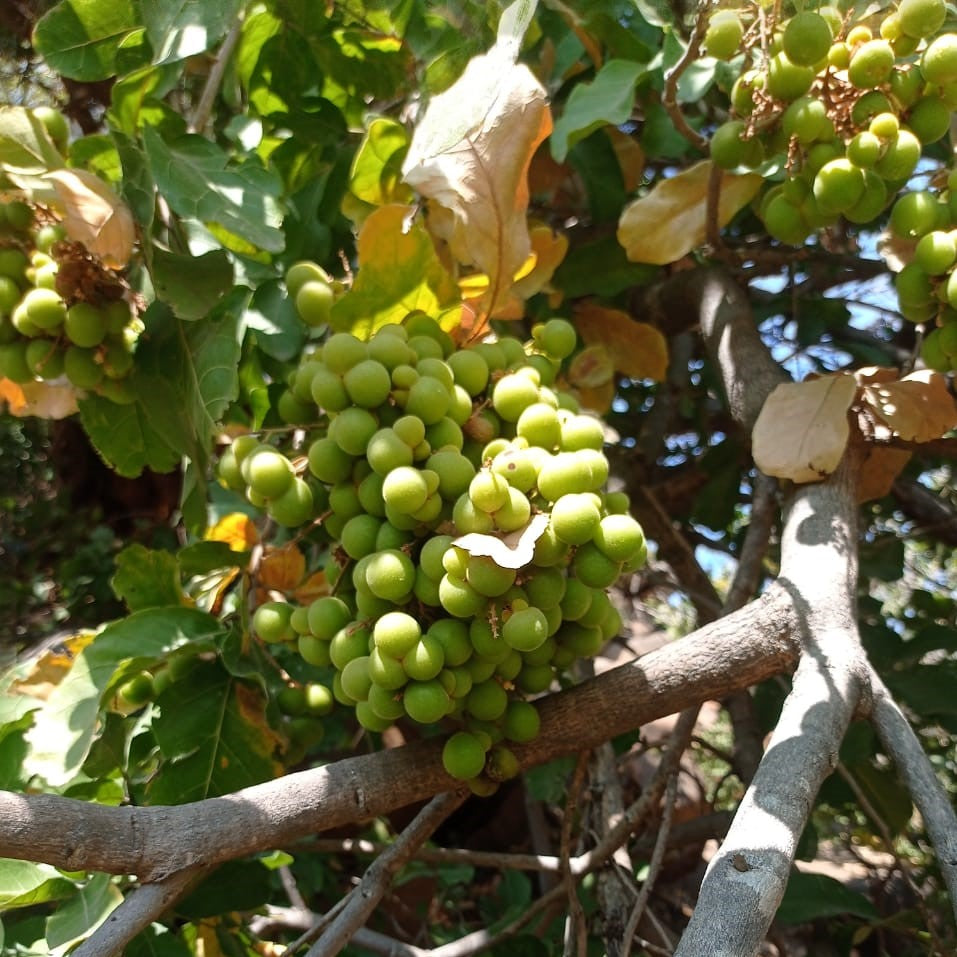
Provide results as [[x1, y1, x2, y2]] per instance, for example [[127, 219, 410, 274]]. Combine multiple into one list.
[[661, 3, 711, 153], [188, 17, 245, 135], [302, 791, 466, 957], [71, 867, 205, 957], [561, 752, 591, 957], [620, 769, 680, 957]]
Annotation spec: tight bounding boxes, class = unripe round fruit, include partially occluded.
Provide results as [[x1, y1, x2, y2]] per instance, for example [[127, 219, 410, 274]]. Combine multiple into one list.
[[731, 70, 764, 115], [710, 120, 764, 170], [782, 97, 833, 145], [848, 40, 895, 88], [286, 260, 331, 299], [383, 465, 429, 514], [245, 446, 294, 499], [536, 317, 578, 359], [32, 106, 69, 150], [254, 601, 294, 643], [704, 10, 743, 60], [443, 731, 488, 780], [594, 513, 647, 563], [304, 682, 334, 716], [846, 131, 882, 168], [890, 191, 941, 239], [466, 679, 508, 721], [783, 12, 833, 67], [907, 97, 951, 144], [874, 129, 921, 181], [914, 230, 957, 275], [64, 346, 104, 389], [503, 700, 540, 743], [404, 680, 450, 723], [23, 287, 66, 330], [295, 280, 334, 327], [573, 542, 622, 589], [762, 194, 810, 245], [899, 0, 947, 38], [365, 549, 415, 602], [767, 53, 816, 101], [117, 671, 155, 708], [502, 606, 549, 652], [492, 372, 539, 421], [343, 358, 391, 408], [813, 159, 865, 215], [921, 33, 957, 86]]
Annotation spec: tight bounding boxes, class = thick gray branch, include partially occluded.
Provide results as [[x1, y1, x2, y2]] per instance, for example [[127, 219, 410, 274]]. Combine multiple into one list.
[[0, 593, 797, 880]]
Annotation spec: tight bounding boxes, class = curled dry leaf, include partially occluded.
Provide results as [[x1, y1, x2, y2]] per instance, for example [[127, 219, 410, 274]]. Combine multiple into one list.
[[857, 446, 913, 503], [453, 513, 549, 570], [43, 168, 135, 269], [402, 0, 551, 316], [752, 374, 858, 483], [859, 369, 957, 442], [573, 302, 668, 382], [258, 543, 307, 594], [617, 160, 762, 265]]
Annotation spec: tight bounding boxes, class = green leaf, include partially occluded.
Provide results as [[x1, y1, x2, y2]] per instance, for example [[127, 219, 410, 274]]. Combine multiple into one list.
[[0, 861, 76, 910], [46, 874, 122, 953], [77, 394, 181, 478], [141, 0, 244, 65], [112, 544, 184, 611], [243, 280, 306, 363], [145, 662, 282, 804], [349, 117, 413, 205], [151, 248, 234, 320], [114, 130, 157, 230], [177, 540, 247, 577], [551, 60, 644, 162], [143, 126, 285, 253], [33, 0, 140, 81], [127, 925, 192, 957], [567, 131, 626, 224], [176, 860, 273, 918], [553, 235, 658, 298], [0, 106, 64, 175], [0, 707, 36, 789], [777, 872, 878, 925], [23, 607, 227, 786], [852, 763, 913, 835], [887, 661, 957, 717], [133, 299, 242, 474]]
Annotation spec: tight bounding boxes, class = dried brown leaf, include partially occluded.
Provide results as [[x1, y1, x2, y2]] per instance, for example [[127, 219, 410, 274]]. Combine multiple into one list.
[[857, 446, 912, 503], [753, 374, 858, 483], [860, 369, 957, 442], [617, 161, 762, 265], [43, 168, 135, 269], [573, 302, 668, 382]]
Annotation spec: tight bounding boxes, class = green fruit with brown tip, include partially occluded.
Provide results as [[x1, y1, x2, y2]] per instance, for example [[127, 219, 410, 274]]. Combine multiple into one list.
[[782, 11, 833, 67]]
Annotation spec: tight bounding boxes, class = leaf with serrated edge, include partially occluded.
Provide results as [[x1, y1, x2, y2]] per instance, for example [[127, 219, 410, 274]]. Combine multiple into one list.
[[453, 513, 549, 570], [617, 161, 762, 265], [860, 369, 957, 441], [753, 374, 858, 483]]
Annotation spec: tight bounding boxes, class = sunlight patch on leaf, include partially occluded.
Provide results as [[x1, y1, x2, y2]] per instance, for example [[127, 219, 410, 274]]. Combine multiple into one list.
[[753, 374, 858, 483], [617, 161, 762, 265], [453, 513, 549, 570]]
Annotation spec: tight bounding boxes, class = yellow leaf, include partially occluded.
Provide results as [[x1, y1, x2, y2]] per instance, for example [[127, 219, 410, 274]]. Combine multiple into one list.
[[206, 512, 259, 551], [573, 303, 669, 382], [0, 378, 27, 413], [11, 632, 95, 701], [752, 374, 858, 483], [259, 543, 306, 594], [567, 344, 615, 389], [617, 161, 762, 265], [607, 128, 645, 193], [511, 224, 569, 300], [1, 378, 79, 418], [575, 378, 616, 414], [402, 1, 551, 315], [860, 369, 957, 442], [43, 168, 135, 269]]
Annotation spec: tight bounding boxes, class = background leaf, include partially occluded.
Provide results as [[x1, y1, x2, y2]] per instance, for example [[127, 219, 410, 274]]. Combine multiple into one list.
[[141, 0, 244, 66]]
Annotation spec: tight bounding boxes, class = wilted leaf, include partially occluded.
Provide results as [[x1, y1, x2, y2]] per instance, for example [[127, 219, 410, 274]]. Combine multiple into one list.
[[753, 374, 858, 483], [402, 0, 551, 315], [860, 369, 957, 441], [567, 344, 615, 389], [293, 570, 329, 605], [573, 303, 668, 381], [0, 379, 79, 419], [454, 513, 549, 570], [550, 59, 644, 162], [259, 543, 306, 594], [330, 204, 461, 336], [206, 512, 259, 551], [42, 168, 136, 268], [575, 378, 617, 415], [617, 161, 762, 265]]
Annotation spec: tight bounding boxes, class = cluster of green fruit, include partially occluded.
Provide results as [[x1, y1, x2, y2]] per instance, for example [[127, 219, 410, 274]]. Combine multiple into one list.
[[0, 198, 139, 402], [219, 297, 647, 789], [705, 0, 957, 247]]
